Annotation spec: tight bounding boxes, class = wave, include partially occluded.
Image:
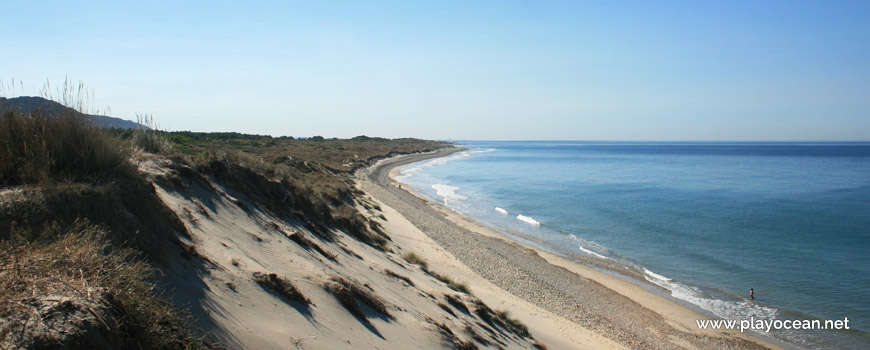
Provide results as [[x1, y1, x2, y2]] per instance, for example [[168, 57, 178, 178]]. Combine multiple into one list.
[[495, 207, 509, 215], [578, 245, 611, 260], [567, 235, 612, 260], [516, 214, 542, 226], [396, 148, 495, 182], [641, 268, 779, 325], [643, 268, 672, 282], [432, 183, 467, 204]]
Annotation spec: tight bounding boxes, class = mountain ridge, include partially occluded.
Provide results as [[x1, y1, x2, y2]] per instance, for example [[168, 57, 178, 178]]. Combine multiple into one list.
[[0, 96, 145, 129]]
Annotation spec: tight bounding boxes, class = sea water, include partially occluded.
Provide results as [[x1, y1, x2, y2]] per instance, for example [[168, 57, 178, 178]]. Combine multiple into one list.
[[396, 141, 870, 349]]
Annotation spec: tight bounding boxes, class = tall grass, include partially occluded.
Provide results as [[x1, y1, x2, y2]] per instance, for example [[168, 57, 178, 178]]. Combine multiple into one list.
[[0, 109, 130, 186], [132, 114, 170, 154]]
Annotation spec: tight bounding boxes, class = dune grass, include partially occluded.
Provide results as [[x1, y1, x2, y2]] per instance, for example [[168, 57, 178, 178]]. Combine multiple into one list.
[[0, 109, 131, 187], [324, 276, 391, 320], [403, 252, 471, 294], [253, 272, 310, 305], [132, 114, 170, 154], [0, 223, 204, 349], [0, 97, 202, 347]]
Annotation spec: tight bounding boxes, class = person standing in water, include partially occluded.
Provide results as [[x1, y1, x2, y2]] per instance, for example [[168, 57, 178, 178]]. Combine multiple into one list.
[[750, 288, 755, 300]]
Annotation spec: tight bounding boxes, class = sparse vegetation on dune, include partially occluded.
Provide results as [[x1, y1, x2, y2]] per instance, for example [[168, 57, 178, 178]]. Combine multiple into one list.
[[253, 272, 310, 305], [403, 252, 471, 294], [0, 98, 207, 348], [138, 130, 451, 251], [324, 276, 391, 320], [0, 91, 455, 348]]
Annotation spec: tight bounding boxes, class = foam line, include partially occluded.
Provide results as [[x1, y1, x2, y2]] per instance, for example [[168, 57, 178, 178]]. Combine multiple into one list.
[[517, 214, 542, 226]]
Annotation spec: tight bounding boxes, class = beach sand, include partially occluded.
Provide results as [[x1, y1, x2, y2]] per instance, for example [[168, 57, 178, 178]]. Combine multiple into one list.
[[358, 148, 783, 350]]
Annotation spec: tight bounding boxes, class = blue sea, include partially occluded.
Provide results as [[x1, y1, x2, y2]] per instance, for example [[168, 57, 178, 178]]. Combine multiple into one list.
[[397, 141, 870, 349]]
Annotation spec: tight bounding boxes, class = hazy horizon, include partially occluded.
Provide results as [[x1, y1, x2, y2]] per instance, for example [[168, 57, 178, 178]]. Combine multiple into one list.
[[2, 1, 869, 141]]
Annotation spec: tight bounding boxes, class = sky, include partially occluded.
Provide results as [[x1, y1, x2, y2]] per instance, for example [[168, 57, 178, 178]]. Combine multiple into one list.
[[2, 1, 869, 140]]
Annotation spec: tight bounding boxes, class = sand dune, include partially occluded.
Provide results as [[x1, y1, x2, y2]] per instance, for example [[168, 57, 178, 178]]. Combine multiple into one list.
[[132, 148, 780, 349], [140, 155, 547, 349]]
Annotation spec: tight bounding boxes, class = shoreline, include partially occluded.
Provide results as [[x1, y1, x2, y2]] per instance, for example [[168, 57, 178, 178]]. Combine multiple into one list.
[[359, 147, 783, 350]]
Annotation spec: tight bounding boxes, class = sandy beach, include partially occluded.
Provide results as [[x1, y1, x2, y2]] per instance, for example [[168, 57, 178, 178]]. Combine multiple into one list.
[[359, 148, 783, 350]]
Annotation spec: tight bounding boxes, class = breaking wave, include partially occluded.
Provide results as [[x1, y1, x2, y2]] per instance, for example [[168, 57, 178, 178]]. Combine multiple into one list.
[[516, 214, 542, 226]]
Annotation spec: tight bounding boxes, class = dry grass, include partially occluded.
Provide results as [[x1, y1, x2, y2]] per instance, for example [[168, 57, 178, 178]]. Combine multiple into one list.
[[433, 273, 471, 294], [403, 252, 470, 294], [495, 309, 531, 338], [284, 230, 337, 261], [156, 131, 449, 251], [0, 223, 203, 349], [253, 272, 310, 305], [0, 110, 131, 187], [384, 269, 415, 286], [403, 252, 428, 270], [472, 301, 531, 339], [444, 294, 470, 315], [193, 150, 391, 250], [324, 276, 391, 320], [426, 317, 479, 350], [132, 114, 170, 154]]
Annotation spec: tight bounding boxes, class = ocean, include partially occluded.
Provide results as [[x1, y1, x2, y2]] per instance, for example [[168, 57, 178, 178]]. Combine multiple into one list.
[[396, 141, 870, 349]]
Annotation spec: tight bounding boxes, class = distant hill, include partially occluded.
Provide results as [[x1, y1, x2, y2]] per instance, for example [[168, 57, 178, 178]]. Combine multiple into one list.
[[0, 96, 146, 129]]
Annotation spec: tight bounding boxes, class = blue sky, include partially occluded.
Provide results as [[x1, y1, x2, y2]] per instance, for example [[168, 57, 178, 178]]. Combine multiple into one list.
[[2, 1, 869, 140]]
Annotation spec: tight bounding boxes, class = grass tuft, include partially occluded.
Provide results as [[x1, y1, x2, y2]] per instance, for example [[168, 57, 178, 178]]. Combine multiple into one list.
[[472, 301, 532, 339], [384, 269, 415, 286], [253, 272, 309, 305], [324, 276, 390, 320], [403, 252, 470, 294], [132, 114, 170, 154], [403, 252, 428, 270], [495, 309, 531, 338]]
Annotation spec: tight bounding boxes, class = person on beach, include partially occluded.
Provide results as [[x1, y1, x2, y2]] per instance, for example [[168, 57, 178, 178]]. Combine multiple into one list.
[[750, 288, 754, 300]]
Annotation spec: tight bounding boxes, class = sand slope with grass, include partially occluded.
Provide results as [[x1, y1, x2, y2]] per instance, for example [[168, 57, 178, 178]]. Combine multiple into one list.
[[140, 153, 548, 349]]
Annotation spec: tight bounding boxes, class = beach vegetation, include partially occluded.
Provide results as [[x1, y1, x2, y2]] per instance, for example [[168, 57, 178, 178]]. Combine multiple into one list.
[[472, 301, 532, 339], [403, 252, 471, 294], [444, 294, 470, 315], [0, 108, 131, 187], [284, 230, 337, 261], [0, 223, 204, 349], [463, 324, 489, 346], [1, 93, 204, 348], [131, 114, 170, 154], [434, 273, 471, 294], [384, 269, 415, 286], [403, 252, 429, 270], [532, 341, 548, 350], [253, 272, 310, 305], [324, 276, 391, 320], [427, 317, 479, 350]]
